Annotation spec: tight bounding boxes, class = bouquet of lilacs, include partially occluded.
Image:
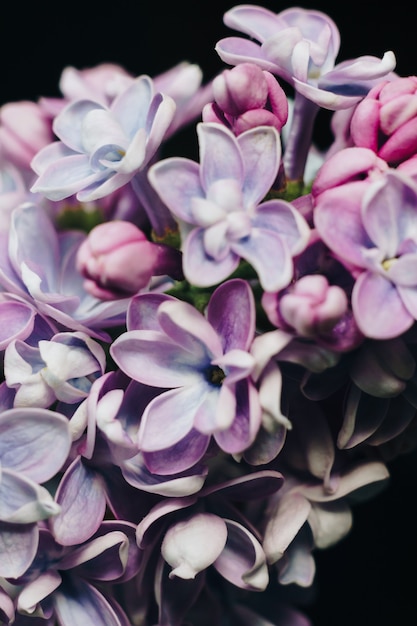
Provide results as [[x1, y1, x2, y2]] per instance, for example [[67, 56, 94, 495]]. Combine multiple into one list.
[[1, 3, 416, 625]]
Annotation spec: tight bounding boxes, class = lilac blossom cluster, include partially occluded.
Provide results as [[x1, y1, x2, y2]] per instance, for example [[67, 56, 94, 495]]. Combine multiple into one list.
[[0, 4, 415, 625]]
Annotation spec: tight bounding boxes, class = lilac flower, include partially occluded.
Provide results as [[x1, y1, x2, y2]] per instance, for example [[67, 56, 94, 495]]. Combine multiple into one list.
[[216, 5, 396, 110], [41, 61, 213, 142], [215, 5, 396, 181], [110, 278, 262, 472], [89, 370, 209, 497], [0, 202, 128, 340], [148, 122, 310, 291], [9, 521, 141, 626], [4, 330, 106, 408], [29, 75, 176, 210], [314, 168, 417, 339], [261, 234, 364, 353], [136, 469, 283, 625], [0, 407, 71, 578]]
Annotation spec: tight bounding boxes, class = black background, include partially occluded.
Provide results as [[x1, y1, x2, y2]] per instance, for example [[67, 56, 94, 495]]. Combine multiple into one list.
[[2, 1, 417, 624]]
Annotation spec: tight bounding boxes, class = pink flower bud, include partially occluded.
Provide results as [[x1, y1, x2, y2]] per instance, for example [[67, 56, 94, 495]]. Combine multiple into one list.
[[279, 274, 348, 338], [202, 63, 288, 135], [76, 221, 182, 300], [350, 76, 417, 165], [0, 101, 53, 170]]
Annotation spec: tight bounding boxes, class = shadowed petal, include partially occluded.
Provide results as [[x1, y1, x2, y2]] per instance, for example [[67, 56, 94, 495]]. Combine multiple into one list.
[[213, 518, 269, 590], [49, 458, 106, 546], [0, 521, 38, 578]]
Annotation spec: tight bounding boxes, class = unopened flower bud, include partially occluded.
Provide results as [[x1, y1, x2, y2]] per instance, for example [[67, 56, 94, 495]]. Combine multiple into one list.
[[76, 221, 182, 300], [203, 63, 288, 135], [279, 274, 348, 338], [350, 75, 417, 165]]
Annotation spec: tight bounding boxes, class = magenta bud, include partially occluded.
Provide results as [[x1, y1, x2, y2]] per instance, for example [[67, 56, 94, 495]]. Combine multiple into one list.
[[351, 75, 417, 165], [279, 274, 348, 338], [76, 221, 181, 300], [212, 63, 269, 115], [205, 63, 288, 135]]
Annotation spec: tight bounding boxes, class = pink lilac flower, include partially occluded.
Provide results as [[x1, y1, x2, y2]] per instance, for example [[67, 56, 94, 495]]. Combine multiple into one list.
[[0, 101, 53, 174], [149, 122, 310, 291], [314, 167, 417, 339]]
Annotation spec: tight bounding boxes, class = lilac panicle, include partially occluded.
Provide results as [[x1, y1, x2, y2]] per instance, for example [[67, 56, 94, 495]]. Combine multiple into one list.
[[149, 122, 310, 291]]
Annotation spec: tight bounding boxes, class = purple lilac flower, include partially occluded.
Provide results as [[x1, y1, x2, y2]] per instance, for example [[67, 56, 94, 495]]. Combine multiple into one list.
[[30, 76, 177, 235], [110, 278, 262, 472], [8, 521, 142, 626], [30, 75, 175, 203], [136, 469, 283, 625], [148, 122, 310, 291]]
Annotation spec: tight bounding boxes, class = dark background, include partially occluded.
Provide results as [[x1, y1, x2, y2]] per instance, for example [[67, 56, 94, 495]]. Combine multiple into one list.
[[2, 1, 417, 624]]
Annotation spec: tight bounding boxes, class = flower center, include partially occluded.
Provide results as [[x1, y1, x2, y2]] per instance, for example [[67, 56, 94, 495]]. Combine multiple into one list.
[[205, 364, 226, 386], [382, 257, 397, 271]]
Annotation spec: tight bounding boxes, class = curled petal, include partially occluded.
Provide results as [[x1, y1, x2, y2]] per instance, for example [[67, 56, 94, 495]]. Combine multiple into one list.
[[213, 518, 269, 591]]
